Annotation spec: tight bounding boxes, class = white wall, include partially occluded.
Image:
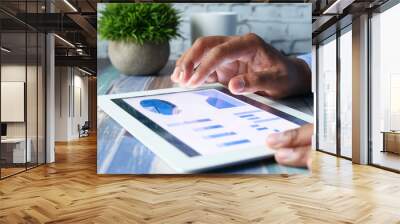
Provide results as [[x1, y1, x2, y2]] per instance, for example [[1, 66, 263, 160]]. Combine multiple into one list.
[[72, 73, 89, 138], [1, 65, 29, 138], [1, 65, 25, 144], [54, 67, 89, 141], [1, 63, 47, 163], [54, 66, 69, 141]]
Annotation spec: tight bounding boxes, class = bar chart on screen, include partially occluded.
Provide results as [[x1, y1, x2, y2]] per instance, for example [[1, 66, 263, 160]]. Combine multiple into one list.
[[122, 88, 299, 156]]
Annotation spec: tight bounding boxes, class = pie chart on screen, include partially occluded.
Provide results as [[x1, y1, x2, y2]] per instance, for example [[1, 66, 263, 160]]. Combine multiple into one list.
[[195, 89, 244, 109], [140, 99, 181, 115]]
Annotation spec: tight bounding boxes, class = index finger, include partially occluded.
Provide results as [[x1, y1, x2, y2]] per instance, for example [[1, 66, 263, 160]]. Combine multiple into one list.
[[179, 36, 231, 84], [187, 34, 262, 87]]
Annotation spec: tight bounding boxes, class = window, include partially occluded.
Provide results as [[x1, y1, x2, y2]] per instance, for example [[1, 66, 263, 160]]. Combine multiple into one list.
[[370, 2, 400, 171], [0, 1, 47, 179], [339, 27, 352, 158], [317, 35, 337, 154]]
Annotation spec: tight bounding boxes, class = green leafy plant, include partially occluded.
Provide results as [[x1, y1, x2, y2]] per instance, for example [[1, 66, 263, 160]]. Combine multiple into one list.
[[98, 3, 181, 45]]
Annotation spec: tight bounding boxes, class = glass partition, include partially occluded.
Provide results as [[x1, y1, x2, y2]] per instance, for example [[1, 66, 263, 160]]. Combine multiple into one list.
[[370, 3, 400, 171], [339, 26, 352, 158], [27, 30, 38, 169], [0, 1, 46, 179], [1, 30, 28, 177], [317, 35, 337, 154], [38, 32, 45, 165], [27, 0, 38, 170]]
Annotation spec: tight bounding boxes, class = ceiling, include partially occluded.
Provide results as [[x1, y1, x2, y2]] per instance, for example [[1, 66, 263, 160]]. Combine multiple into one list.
[[0, 0, 97, 74]]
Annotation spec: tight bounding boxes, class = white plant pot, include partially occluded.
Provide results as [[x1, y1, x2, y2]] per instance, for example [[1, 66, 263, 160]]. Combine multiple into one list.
[[108, 41, 170, 75]]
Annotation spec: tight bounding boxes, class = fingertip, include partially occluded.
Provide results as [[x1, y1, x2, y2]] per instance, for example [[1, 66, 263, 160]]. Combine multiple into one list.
[[171, 67, 180, 82], [266, 132, 281, 147], [181, 61, 195, 83], [180, 68, 188, 83], [179, 69, 191, 86], [187, 80, 202, 88], [186, 71, 202, 87], [179, 70, 186, 83], [228, 76, 246, 94], [175, 71, 183, 85]]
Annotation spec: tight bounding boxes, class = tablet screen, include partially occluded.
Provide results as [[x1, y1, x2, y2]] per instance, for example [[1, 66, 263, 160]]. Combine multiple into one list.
[[113, 88, 307, 157]]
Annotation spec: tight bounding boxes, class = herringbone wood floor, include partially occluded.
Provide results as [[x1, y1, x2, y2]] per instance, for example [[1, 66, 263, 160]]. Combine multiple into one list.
[[0, 135, 399, 224]]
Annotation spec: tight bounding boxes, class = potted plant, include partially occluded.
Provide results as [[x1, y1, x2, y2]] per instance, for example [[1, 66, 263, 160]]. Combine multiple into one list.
[[99, 3, 180, 75]]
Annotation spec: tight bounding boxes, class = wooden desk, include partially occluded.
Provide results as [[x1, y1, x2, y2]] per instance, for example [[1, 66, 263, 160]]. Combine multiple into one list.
[[382, 131, 400, 154], [1, 138, 31, 164], [97, 59, 313, 174]]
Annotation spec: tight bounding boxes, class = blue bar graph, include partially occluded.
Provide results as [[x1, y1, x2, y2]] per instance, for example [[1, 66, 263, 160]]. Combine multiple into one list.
[[168, 118, 211, 127], [274, 129, 280, 132], [257, 127, 268, 131], [185, 118, 211, 124], [250, 124, 259, 128], [254, 117, 280, 123], [217, 139, 250, 147], [194, 125, 223, 131], [239, 114, 254, 118], [234, 110, 262, 116], [247, 117, 259, 120], [204, 132, 236, 139]]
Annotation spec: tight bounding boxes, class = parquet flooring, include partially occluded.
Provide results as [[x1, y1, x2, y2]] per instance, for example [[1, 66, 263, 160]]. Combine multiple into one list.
[[0, 167, 26, 178], [0, 134, 400, 224]]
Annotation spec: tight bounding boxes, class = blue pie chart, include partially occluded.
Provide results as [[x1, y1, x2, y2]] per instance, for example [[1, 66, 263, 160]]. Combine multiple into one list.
[[195, 90, 244, 109], [140, 99, 180, 115]]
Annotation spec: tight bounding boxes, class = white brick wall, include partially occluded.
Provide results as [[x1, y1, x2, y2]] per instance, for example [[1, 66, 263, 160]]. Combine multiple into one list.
[[170, 3, 312, 60], [98, 3, 312, 60]]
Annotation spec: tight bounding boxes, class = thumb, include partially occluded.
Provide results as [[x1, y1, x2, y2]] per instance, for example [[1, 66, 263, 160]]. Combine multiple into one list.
[[266, 124, 313, 148]]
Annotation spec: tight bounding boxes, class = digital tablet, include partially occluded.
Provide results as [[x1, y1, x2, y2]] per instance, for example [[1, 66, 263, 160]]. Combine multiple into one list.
[[98, 84, 312, 173]]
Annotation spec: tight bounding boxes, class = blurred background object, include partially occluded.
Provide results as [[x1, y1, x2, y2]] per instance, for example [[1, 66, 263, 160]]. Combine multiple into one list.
[[171, 3, 311, 59], [190, 12, 239, 43]]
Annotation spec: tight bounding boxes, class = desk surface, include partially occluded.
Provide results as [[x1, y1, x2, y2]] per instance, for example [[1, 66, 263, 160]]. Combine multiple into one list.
[[1, 138, 26, 144], [381, 131, 400, 134], [97, 59, 313, 174]]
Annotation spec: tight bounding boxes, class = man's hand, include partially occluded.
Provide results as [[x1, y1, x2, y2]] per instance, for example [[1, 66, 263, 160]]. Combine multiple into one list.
[[266, 124, 313, 168], [171, 33, 311, 99]]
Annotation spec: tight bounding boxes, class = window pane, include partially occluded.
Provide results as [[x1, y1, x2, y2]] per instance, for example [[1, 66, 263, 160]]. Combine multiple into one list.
[[339, 28, 352, 158], [0, 0, 46, 179], [317, 36, 337, 154], [26, 0, 40, 169], [27, 31, 38, 169], [38, 32, 45, 165], [371, 3, 400, 171], [1, 31, 28, 177]]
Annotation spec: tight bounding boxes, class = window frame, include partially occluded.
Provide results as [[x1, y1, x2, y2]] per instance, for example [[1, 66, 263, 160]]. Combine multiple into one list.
[[367, 0, 400, 173], [0, 0, 48, 180], [315, 21, 353, 160]]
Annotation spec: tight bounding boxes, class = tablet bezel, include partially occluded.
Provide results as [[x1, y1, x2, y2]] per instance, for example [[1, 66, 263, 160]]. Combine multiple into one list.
[[98, 84, 313, 173]]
